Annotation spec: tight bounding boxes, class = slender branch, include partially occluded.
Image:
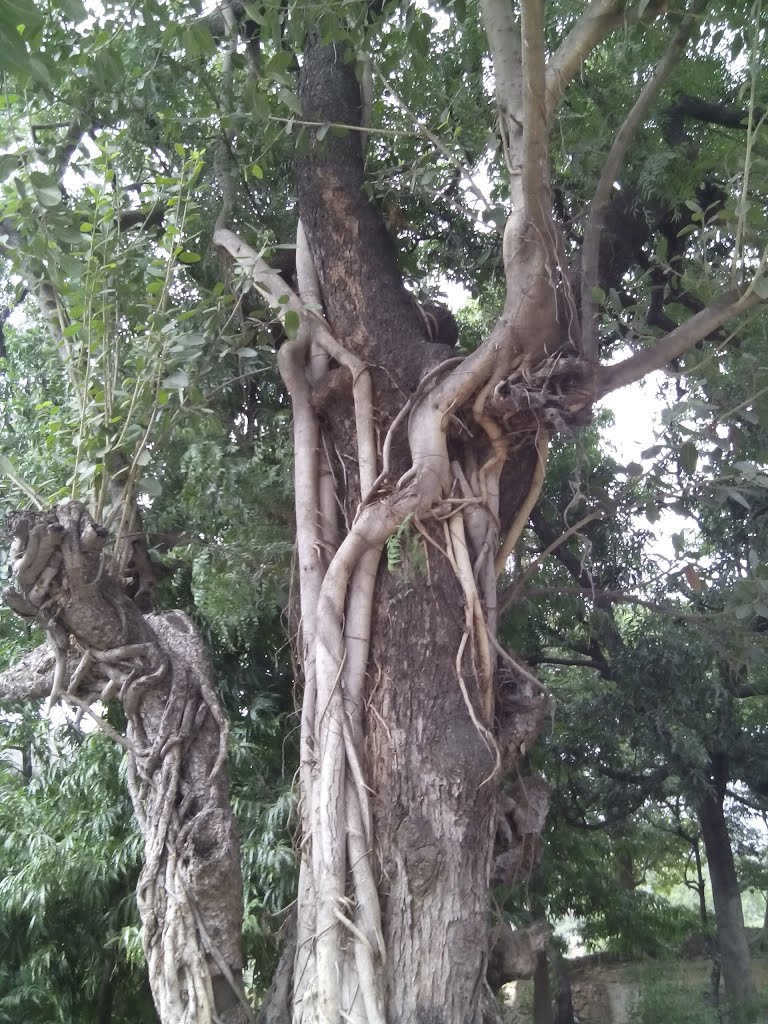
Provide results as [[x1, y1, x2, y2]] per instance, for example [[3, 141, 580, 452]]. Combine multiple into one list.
[[546, 0, 669, 115], [382, 79, 491, 209], [528, 655, 606, 671], [596, 283, 765, 397], [519, 584, 728, 622], [727, 788, 768, 813], [581, 5, 704, 361]]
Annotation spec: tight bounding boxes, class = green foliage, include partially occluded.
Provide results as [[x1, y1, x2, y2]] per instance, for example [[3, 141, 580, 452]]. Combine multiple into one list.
[[385, 514, 426, 584], [631, 976, 719, 1024], [0, 714, 154, 1023]]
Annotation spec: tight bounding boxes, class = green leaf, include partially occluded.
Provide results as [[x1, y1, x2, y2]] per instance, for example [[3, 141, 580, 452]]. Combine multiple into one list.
[[35, 186, 62, 208], [678, 441, 697, 475], [0, 0, 44, 30], [60, 0, 88, 20], [284, 309, 300, 337], [162, 370, 189, 388], [182, 23, 217, 58], [177, 251, 201, 264], [245, 80, 270, 120], [724, 487, 750, 509], [0, 153, 18, 181], [138, 477, 162, 497], [278, 88, 301, 114], [0, 26, 30, 77]]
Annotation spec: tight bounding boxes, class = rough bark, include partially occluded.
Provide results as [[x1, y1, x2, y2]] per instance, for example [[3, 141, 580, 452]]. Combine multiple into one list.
[[2, 505, 251, 1024], [368, 561, 498, 1023], [696, 757, 756, 1018]]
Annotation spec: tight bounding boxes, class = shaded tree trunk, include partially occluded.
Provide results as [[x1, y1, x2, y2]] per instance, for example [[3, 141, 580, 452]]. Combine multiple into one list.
[[696, 755, 756, 1019], [533, 951, 554, 1024], [209, 5, 766, 1023]]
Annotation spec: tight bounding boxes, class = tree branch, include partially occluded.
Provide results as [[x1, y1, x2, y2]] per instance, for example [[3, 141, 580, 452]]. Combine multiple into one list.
[[500, 510, 603, 612], [581, 4, 704, 361], [546, 0, 669, 115], [520, 0, 549, 221], [520, 584, 725, 622], [0, 641, 66, 703], [596, 282, 765, 397], [669, 94, 756, 131], [479, 0, 522, 199]]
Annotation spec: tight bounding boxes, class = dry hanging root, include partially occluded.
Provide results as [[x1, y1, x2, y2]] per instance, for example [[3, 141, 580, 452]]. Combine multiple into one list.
[[3, 504, 251, 1024]]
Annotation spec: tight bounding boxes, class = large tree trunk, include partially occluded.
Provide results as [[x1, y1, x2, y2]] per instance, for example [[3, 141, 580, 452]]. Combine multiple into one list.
[[208, 6, 762, 1023], [368, 566, 499, 1022], [696, 755, 756, 1019], [278, 33, 560, 1023]]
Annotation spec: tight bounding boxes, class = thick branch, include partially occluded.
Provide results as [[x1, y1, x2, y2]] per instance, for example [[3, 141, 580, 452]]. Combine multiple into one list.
[[520, 0, 549, 221], [669, 94, 756, 130], [479, 0, 522, 203], [596, 283, 765, 397], [546, 0, 669, 115], [0, 642, 76, 702], [581, 5, 703, 361]]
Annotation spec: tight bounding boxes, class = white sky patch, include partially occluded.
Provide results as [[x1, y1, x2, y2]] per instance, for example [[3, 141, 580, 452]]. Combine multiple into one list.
[[601, 373, 693, 566], [599, 372, 666, 465]]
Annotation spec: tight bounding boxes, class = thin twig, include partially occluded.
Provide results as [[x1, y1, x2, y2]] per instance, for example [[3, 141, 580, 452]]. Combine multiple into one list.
[[500, 510, 603, 610]]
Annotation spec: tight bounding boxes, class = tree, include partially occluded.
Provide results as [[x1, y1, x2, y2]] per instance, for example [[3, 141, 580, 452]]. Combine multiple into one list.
[[514, 419, 768, 1019], [1, 2, 767, 1023]]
